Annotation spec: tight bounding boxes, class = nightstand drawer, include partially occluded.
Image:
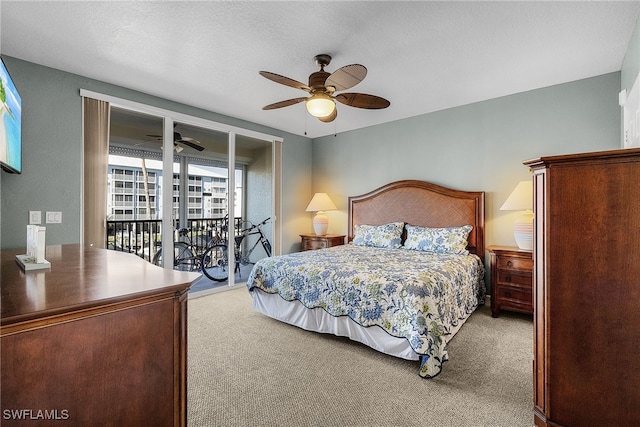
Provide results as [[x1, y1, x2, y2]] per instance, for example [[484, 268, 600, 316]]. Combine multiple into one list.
[[496, 286, 533, 310], [300, 234, 345, 251], [497, 270, 532, 288], [497, 257, 533, 271], [303, 239, 327, 250]]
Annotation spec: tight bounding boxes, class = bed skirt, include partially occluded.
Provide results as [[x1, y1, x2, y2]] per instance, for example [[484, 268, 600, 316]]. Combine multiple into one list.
[[250, 288, 468, 363]]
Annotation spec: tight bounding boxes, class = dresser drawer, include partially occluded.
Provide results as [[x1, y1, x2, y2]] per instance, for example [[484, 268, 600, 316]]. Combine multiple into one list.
[[497, 257, 533, 271], [496, 270, 532, 288]]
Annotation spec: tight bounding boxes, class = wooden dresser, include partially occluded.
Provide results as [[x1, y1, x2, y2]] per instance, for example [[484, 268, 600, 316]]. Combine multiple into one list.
[[300, 234, 345, 251], [487, 245, 533, 317], [525, 149, 640, 426], [1, 244, 199, 426]]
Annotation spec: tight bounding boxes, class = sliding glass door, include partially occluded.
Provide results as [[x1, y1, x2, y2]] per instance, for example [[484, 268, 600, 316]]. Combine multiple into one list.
[[234, 136, 275, 281], [96, 94, 282, 288]]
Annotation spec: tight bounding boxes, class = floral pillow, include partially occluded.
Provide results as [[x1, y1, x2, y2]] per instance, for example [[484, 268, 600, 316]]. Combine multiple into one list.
[[352, 222, 404, 249], [403, 225, 473, 255]]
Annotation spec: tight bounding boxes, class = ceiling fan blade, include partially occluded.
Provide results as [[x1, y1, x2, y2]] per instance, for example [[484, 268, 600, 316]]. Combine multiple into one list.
[[318, 108, 337, 123], [180, 136, 201, 144], [325, 64, 367, 92], [263, 97, 307, 110], [146, 132, 182, 141], [134, 140, 154, 147], [259, 71, 310, 92], [176, 138, 205, 152], [335, 93, 390, 109]]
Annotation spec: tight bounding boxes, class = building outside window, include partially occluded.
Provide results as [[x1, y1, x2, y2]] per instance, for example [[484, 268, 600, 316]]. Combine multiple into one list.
[[107, 154, 240, 221]]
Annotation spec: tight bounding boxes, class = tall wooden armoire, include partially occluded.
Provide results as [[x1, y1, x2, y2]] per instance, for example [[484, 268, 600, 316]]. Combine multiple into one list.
[[525, 148, 640, 427]]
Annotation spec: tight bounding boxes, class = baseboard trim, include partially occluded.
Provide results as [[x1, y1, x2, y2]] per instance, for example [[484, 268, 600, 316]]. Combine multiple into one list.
[[189, 283, 246, 299]]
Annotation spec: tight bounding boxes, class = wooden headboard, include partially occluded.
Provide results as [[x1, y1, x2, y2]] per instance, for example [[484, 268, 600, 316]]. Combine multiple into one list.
[[348, 180, 485, 261]]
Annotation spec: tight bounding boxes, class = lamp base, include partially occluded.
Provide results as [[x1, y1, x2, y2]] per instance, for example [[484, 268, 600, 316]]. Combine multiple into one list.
[[513, 210, 534, 251], [313, 211, 328, 236]]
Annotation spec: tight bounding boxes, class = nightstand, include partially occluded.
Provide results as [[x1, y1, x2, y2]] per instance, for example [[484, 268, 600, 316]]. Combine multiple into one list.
[[487, 245, 533, 317], [300, 234, 345, 251]]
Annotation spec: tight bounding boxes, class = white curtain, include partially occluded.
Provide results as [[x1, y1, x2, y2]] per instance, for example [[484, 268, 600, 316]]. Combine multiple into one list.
[[82, 97, 110, 248]]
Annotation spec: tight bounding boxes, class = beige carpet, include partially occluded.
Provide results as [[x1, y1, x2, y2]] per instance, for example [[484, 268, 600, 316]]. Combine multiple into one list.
[[188, 287, 533, 427]]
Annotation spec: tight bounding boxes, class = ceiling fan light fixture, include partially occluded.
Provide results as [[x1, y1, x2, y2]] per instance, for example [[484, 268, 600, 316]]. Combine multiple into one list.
[[261, 54, 389, 123], [306, 93, 335, 118]]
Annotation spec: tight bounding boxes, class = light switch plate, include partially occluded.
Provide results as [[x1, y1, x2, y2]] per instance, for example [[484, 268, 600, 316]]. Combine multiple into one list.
[[29, 211, 42, 225], [46, 211, 62, 224]]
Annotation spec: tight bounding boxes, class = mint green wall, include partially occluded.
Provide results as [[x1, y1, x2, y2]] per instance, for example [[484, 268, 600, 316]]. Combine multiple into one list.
[[621, 16, 640, 94], [311, 73, 621, 260], [0, 56, 312, 251]]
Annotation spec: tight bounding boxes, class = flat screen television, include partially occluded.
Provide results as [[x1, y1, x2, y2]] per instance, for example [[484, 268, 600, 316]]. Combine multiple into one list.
[[0, 58, 22, 174]]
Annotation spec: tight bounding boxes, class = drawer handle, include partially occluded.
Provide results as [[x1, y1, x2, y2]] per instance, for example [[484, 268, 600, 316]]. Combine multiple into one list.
[[506, 260, 513, 267], [504, 291, 512, 298], [505, 275, 512, 282]]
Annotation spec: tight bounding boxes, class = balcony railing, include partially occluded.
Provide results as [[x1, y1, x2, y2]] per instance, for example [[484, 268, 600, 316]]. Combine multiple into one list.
[[106, 216, 243, 262]]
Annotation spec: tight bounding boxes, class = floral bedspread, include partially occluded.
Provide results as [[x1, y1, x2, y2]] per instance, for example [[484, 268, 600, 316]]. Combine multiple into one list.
[[246, 244, 485, 378]]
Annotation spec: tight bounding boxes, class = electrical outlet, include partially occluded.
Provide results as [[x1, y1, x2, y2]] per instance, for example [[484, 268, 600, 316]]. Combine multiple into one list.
[[46, 211, 62, 224], [29, 211, 42, 224]]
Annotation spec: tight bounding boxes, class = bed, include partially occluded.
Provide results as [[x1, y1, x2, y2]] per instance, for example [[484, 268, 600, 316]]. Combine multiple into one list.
[[246, 180, 485, 378]]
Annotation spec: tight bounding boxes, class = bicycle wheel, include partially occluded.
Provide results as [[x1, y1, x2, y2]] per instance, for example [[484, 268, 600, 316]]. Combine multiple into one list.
[[153, 242, 198, 272], [152, 247, 163, 266], [174, 242, 198, 271], [202, 244, 229, 282]]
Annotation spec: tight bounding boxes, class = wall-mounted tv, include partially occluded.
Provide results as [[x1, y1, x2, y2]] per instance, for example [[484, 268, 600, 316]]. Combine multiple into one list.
[[0, 58, 22, 174]]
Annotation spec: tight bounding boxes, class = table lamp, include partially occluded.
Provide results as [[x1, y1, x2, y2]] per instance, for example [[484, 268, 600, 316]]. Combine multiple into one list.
[[500, 181, 534, 250], [305, 193, 337, 236]]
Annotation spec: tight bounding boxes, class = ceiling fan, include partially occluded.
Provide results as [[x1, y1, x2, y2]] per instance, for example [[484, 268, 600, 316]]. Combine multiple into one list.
[[145, 128, 205, 152], [260, 54, 390, 123]]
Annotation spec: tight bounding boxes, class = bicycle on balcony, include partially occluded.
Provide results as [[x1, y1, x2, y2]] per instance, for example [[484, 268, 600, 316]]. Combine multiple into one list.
[[201, 217, 272, 282], [151, 224, 224, 273]]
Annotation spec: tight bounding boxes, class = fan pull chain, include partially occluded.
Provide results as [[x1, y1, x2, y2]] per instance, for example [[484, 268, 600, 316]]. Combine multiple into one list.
[[304, 108, 308, 136]]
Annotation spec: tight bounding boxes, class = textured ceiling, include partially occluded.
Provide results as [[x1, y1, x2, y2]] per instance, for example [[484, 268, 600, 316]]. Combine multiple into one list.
[[1, 1, 639, 139]]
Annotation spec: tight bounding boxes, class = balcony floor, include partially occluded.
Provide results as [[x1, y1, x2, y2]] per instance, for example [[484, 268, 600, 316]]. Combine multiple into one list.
[[188, 263, 254, 297]]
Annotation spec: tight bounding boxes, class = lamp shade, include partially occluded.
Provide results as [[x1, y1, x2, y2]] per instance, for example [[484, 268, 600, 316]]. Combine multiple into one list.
[[306, 193, 337, 236], [500, 181, 534, 251], [305, 93, 336, 118], [305, 193, 337, 212], [500, 181, 533, 211]]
